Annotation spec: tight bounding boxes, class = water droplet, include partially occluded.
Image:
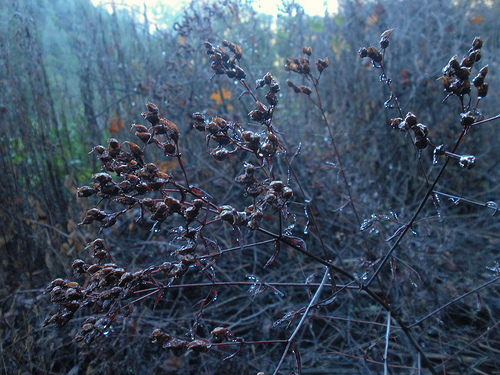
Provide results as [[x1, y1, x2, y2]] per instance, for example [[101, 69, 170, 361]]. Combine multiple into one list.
[[131, 101, 136, 107], [273, 289, 285, 297], [303, 224, 309, 235], [151, 221, 161, 233], [303, 205, 310, 235], [360, 219, 372, 231], [284, 223, 295, 236], [161, 51, 166, 56]]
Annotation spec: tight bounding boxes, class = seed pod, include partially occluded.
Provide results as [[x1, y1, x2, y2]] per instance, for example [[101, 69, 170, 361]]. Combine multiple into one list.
[[379, 28, 393, 49], [300, 86, 312, 95], [414, 123, 428, 138], [127, 141, 143, 159], [187, 339, 212, 352], [92, 172, 113, 184], [404, 112, 417, 128], [472, 73, 485, 87], [142, 102, 160, 125], [367, 46, 382, 63], [101, 215, 117, 228], [316, 57, 329, 73], [269, 180, 284, 192], [108, 137, 120, 150], [265, 92, 279, 106], [136, 132, 154, 144], [179, 253, 196, 267], [77, 185, 95, 197], [442, 75, 455, 92], [210, 148, 230, 161], [131, 124, 149, 133], [163, 337, 188, 350], [255, 78, 265, 89], [460, 56, 474, 68], [164, 143, 176, 155], [390, 117, 403, 130], [282, 186, 293, 201], [263, 72, 273, 85], [270, 82, 280, 94], [460, 112, 475, 127], [65, 281, 79, 289], [472, 36, 483, 50], [456, 67, 471, 81], [164, 196, 182, 213], [86, 264, 101, 274], [72, 259, 86, 274], [219, 207, 236, 224], [469, 49, 481, 63], [301, 60, 311, 74], [458, 80, 471, 96], [302, 46, 312, 56], [477, 83, 489, 98], [414, 136, 428, 150], [233, 44, 243, 59], [211, 327, 227, 339], [92, 145, 106, 155], [234, 66, 246, 80]]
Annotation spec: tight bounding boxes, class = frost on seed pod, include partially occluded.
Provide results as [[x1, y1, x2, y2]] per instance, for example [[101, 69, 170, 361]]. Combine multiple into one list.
[[459, 155, 476, 170]]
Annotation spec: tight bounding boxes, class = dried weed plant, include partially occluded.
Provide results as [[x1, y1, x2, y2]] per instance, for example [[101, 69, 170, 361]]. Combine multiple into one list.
[[43, 30, 499, 374]]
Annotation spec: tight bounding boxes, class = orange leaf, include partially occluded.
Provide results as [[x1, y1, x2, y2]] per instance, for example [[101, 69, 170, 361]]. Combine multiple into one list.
[[108, 117, 124, 135], [210, 87, 232, 105]]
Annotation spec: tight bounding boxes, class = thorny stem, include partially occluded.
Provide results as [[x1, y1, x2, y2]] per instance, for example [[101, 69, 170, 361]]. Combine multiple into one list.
[[471, 112, 500, 127], [433, 190, 498, 214], [308, 81, 372, 259], [380, 48, 404, 118], [383, 311, 391, 375], [175, 152, 190, 187], [258, 227, 437, 374], [408, 276, 500, 329], [367, 156, 452, 286], [163, 280, 357, 289], [366, 87, 485, 286], [257, 226, 352, 280], [283, 154, 340, 289], [273, 266, 329, 375], [435, 319, 500, 370]]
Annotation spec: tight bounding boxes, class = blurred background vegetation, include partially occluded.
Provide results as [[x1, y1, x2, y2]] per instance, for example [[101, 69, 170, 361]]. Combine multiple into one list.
[[0, 0, 499, 373]]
